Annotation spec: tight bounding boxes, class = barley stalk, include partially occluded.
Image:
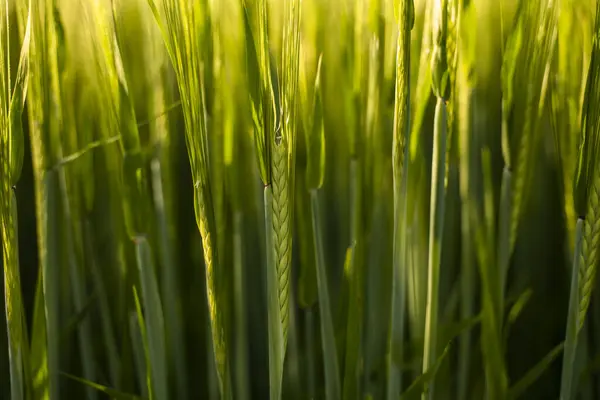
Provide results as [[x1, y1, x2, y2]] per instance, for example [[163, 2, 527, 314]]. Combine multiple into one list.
[[422, 96, 447, 400], [456, 3, 477, 395], [499, 0, 558, 290], [146, 0, 232, 395], [388, 0, 413, 397], [1, 2, 31, 399], [560, 3, 600, 398], [265, 0, 300, 396], [422, 0, 450, 397], [311, 189, 341, 400], [26, 0, 66, 396]]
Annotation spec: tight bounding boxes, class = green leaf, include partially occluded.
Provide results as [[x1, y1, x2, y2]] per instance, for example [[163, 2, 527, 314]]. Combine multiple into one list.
[[311, 189, 341, 400], [8, 4, 31, 185], [400, 342, 452, 400], [509, 342, 565, 399], [133, 286, 152, 400], [303, 54, 325, 191], [134, 237, 167, 400], [61, 372, 145, 400], [60, 292, 97, 344]]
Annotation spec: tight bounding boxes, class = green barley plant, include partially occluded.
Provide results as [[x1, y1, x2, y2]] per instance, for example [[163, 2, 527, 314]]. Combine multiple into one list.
[[387, 0, 413, 397], [4, 0, 600, 399], [271, 0, 300, 380], [561, 1, 600, 398], [422, 0, 450, 398], [1, 2, 30, 399], [499, 0, 557, 306], [146, 0, 233, 397], [456, 1, 477, 397], [25, 0, 67, 397]]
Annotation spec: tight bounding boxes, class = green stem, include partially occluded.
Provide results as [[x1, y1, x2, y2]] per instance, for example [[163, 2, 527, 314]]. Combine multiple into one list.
[[305, 309, 316, 399], [388, 1, 412, 394], [84, 220, 120, 386], [151, 158, 187, 399], [129, 311, 149, 399], [310, 189, 341, 400], [458, 205, 474, 400], [43, 170, 60, 400], [134, 236, 167, 400], [3, 190, 27, 400], [422, 98, 447, 400], [343, 159, 362, 400], [497, 166, 512, 325], [560, 218, 584, 400], [233, 211, 250, 400], [58, 170, 96, 400]]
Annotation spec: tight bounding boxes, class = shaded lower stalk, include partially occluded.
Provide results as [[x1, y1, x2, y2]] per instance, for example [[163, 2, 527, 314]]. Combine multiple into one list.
[[458, 205, 474, 400], [207, 319, 219, 400], [310, 189, 341, 400], [422, 98, 448, 400], [305, 309, 316, 399], [388, 115, 411, 400], [342, 244, 359, 400], [84, 220, 120, 386], [343, 158, 362, 400], [286, 282, 302, 399], [129, 311, 149, 399], [3, 190, 28, 400], [194, 184, 231, 399], [233, 211, 250, 400], [133, 236, 167, 400], [57, 170, 96, 400], [150, 158, 187, 399], [265, 185, 283, 400], [560, 218, 584, 400], [43, 169, 61, 400], [497, 166, 512, 323]]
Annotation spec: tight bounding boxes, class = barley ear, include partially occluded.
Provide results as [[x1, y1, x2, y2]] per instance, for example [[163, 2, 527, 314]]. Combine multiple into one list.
[[573, 0, 600, 332]]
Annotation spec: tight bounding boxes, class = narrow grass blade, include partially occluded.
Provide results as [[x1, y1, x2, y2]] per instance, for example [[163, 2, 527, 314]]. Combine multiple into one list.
[[233, 212, 250, 400], [310, 189, 341, 400], [342, 245, 360, 399], [400, 342, 451, 400], [305, 309, 316, 399], [388, 0, 413, 396], [150, 158, 187, 399], [497, 167, 512, 318], [130, 312, 149, 399], [29, 266, 48, 400], [84, 221, 120, 386], [58, 171, 96, 400], [422, 97, 447, 400], [62, 372, 145, 400], [133, 286, 152, 399], [295, 169, 317, 308], [471, 149, 509, 400], [59, 293, 96, 344], [134, 236, 167, 400], [2, 192, 28, 400], [509, 342, 564, 399], [42, 170, 61, 400]]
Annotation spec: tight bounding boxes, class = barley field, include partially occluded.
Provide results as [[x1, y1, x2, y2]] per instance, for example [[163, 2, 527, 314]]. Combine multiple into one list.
[[1, 0, 599, 399]]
